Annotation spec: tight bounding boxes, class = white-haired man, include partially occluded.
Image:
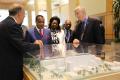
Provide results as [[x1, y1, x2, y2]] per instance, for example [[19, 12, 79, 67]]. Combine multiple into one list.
[[73, 6, 105, 44]]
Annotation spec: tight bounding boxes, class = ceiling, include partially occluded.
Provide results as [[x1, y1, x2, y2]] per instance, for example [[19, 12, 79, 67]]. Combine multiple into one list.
[[0, 0, 68, 10], [28, 0, 68, 9], [0, 0, 27, 4], [0, 0, 27, 9]]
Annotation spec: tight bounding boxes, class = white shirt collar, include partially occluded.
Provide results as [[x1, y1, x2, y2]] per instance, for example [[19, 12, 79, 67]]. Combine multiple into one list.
[[83, 16, 88, 22], [10, 16, 17, 23], [35, 26, 44, 32]]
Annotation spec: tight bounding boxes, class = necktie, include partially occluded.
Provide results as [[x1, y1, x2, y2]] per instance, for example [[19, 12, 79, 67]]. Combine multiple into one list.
[[39, 29, 43, 37], [81, 21, 85, 31], [66, 30, 70, 42], [81, 21, 85, 40]]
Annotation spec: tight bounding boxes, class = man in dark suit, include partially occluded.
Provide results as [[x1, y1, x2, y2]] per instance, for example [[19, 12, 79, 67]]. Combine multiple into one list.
[[63, 20, 74, 43], [73, 6, 105, 44], [25, 15, 51, 45], [99, 20, 105, 44], [0, 4, 41, 80]]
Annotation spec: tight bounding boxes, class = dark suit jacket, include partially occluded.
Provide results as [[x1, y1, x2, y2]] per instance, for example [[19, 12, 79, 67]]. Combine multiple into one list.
[[0, 16, 40, 80], [25, 27, 51, 45], [64, 29, 74, 43], [73, 17, 104, 44]]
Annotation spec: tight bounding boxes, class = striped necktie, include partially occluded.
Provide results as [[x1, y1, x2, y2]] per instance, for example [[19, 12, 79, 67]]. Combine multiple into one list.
[[66, 30, 70, 43], [39, 29, 43, 37], [81, 21, 85, 40]]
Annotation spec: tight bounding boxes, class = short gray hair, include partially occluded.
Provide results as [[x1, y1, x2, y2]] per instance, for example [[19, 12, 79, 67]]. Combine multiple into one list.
[[9, 4, 24, 16], [74, 6, 86, 14]]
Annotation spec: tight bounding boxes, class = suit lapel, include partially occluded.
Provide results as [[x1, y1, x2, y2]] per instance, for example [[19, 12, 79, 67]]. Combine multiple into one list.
[[70, 30, 72, 37], [43, 28, 46, 37], [34, 27, 42, 39], [81, 18, 90, 40], [84, 19, 89, 33]]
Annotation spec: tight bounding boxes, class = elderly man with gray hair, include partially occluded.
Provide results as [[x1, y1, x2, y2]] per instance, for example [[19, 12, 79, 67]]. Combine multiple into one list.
[[0, 4, 41, 80], [73, 6, 105, 44]]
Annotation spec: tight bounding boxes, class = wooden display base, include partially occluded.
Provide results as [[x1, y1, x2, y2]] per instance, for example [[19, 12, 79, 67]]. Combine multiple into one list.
[[23, 65, 36, 80]]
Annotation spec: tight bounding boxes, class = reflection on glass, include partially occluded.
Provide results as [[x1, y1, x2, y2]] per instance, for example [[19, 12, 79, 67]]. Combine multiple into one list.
[[24, 43, 120, 80]]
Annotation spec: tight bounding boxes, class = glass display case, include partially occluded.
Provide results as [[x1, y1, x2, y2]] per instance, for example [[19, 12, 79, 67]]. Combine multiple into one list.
[[23, 43, 120, 80]]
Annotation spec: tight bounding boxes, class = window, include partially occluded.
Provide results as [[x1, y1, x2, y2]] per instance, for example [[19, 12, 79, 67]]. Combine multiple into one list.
[[0, 9, 8, 22]]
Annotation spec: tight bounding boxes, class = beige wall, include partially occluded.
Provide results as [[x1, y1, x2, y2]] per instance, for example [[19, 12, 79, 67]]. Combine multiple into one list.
[[61, 4, 69, 24], [52, 7, 60, 17], [52, 0, 106, 24], [52, 4, 69, 24], [80, 0, 106, 15]]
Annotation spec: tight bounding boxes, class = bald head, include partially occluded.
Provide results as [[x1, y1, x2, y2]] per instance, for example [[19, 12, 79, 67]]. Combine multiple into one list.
[[74, 6, 86, 21], [64, 20, 72, 30], [65, 20, 71, 24], [9, 3, 24, 16], [9, 3, 25, 24]]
